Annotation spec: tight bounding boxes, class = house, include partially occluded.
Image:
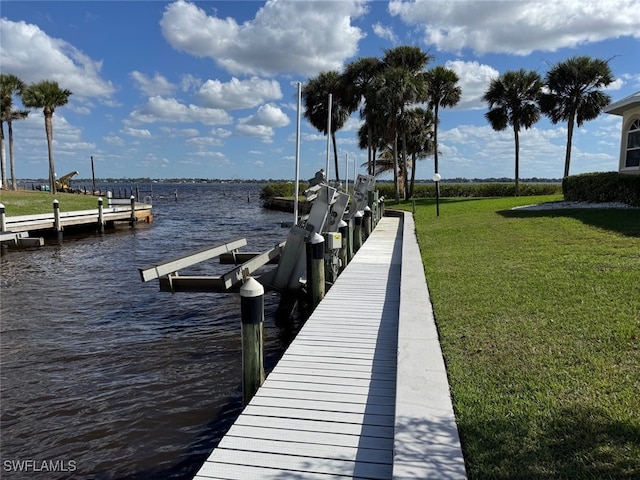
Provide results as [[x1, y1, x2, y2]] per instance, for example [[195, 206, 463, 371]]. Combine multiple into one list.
[[603, 91, 640, 174]]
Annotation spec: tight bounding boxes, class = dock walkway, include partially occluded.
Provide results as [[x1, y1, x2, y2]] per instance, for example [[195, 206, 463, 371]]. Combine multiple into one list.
[[194, 213, 467, 479], [2, 204, 152, 234]]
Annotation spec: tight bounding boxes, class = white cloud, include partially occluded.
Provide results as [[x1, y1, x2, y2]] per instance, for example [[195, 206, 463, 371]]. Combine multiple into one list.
[[372, 22, 398, 44], [389, 0, 640, 55], [130, 71, 176, 96], [236, 103, 290, 141], [0, 18, 115, 98], [103, 135, 125, 146], [240, 104, 290, 128], [444, 60, 499, 110], [128, 96, 233, 125], [160, 0, 366, 76], [197, 77, 282, 110], [123, 127, 152, 138]]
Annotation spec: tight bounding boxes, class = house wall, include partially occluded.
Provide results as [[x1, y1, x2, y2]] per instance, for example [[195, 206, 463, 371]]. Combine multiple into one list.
[[618, 105, 640, 175]]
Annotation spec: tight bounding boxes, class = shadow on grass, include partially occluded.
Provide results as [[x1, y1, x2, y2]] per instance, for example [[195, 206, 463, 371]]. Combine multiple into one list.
[[499, 208, 640, 237], [460, 405, 640, 479]]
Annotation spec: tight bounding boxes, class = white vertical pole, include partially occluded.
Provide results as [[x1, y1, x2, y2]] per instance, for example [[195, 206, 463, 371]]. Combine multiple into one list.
[[325, 93, 332, 183], [345, 153, 349, 193], [294, 82, 302, 224], [353, 154, 356, 183]]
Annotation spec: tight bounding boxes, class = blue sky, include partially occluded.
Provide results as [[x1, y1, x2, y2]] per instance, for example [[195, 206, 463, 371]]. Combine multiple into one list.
[[1, 0, 639, 182]]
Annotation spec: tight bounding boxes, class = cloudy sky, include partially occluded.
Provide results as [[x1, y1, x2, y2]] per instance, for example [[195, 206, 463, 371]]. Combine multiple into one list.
[[1, 0, 639, 182]]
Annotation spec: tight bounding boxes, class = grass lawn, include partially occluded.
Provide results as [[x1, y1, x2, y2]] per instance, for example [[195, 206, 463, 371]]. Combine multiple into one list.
[[393, 195, 640, 479], [0, 189, 101, 216]]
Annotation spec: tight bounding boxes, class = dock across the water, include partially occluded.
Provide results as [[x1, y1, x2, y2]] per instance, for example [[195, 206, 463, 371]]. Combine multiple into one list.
[[193, 212, 467, 479], [1, 199, 152, 247]]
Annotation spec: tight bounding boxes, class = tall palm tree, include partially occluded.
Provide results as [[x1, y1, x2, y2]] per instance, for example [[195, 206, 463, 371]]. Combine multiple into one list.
[[302, 71, 350, 183], [342, 57, 383, 175], [539, 56, 613, 177], [371, 67, 414, 202], [21, 80, 72, 194], [483, 69, 542, 196], [1, 109, 29, 190], [1, 74, 26, 190], [425, 66, 461, 175], [379, 46, 432, 201], [404, 107, 434, 198]]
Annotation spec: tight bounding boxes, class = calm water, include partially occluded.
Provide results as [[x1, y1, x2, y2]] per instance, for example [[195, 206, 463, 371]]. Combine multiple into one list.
[[0, 183, 298, 479]]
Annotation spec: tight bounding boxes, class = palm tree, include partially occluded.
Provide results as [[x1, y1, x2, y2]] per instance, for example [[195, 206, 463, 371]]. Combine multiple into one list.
[[539, 56, 613, 177], [342, 57, 383, 175], [404, 107, 434, 198], [21, 80, 72, 194], [1, 74, 26, 190], [483, 69, 542, 196], [425, 66, 461, 175], [379, 46, 432, 201], [1, 109, 29, 190], [302, 71, 351, 183]]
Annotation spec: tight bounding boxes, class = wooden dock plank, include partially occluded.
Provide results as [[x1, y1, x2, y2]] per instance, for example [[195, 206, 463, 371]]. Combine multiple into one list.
[[198, 449, 393, 479], [193, 216, 402, 480], [225, 424, 392, 450]]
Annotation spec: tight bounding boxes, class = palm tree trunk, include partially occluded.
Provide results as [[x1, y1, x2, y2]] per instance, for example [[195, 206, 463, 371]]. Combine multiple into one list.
[[8, 118, 16, 190], [514, 127, 520, 196], [331, 131, 340, 183], [393, 133, 399, 203], [410, 153, 417, 199], [564, 115, 575, 178], [367, 124, 373, 175], [0, 123, 6, 189], [402, 131, 409, 200], [45, 112, 57, 194]]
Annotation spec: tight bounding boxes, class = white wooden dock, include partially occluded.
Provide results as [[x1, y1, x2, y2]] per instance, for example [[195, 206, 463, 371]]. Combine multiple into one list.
[[194, 213, 467, 479], [2, 204, 153, 233]]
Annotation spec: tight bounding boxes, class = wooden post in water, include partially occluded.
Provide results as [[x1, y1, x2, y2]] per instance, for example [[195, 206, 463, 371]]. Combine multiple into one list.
[[97, 197, 105, 233], [130, 195, 136, 227], [240, 276, 265, 406], [363, 205, 372, 239], [353, 210, 363, 253], [0, 203, 6, 232], [368, 190, 377, 228], [338, 219, 348, 273], [306, 232, 325, 309], [53, 199, 62, 242], [346, 217, 354, 262]]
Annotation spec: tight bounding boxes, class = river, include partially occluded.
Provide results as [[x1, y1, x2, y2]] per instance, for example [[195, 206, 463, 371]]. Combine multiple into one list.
[[0, 183, 299, 479]]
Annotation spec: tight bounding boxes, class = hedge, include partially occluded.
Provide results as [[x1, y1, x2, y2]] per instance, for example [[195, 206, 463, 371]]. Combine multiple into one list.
[[563, 172, 640, 206], [376, 182, 561, 199]]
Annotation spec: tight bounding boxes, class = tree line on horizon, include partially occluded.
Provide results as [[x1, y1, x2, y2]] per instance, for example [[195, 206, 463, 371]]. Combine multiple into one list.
[[302, 47, 614, 198], [2, 51, 613, 198]]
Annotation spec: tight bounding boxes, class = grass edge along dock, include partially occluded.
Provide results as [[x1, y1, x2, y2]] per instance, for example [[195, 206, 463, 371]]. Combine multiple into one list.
[[393, 195, 639, 479]]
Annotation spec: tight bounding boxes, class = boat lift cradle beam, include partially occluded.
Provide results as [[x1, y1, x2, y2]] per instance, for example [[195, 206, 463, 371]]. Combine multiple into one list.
[[138, 238, 286, 293]]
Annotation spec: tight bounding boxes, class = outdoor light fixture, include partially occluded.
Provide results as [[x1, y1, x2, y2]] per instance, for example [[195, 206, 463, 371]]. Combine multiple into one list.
[[432, 173, 442, 217]]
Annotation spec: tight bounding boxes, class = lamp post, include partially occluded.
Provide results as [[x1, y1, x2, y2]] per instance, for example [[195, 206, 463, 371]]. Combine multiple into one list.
[[432, 173, 441, 217]]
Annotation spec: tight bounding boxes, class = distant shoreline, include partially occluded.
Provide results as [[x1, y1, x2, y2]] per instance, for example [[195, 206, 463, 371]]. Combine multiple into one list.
[[9, 177, 564, 185]]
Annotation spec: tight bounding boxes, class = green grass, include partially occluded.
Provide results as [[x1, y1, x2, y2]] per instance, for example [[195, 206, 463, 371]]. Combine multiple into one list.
[[0, 189, 100, 216], [393, 195, 640, 479]]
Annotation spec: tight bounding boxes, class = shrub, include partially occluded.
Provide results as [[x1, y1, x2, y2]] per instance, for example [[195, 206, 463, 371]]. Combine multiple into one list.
[[376, 182, 561, 199], [260, 182, 309, 202], [563, 172, 640, 206]]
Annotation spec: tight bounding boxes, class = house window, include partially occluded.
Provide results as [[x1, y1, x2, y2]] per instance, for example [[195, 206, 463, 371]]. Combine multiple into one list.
[[626, 118, 640, 168]]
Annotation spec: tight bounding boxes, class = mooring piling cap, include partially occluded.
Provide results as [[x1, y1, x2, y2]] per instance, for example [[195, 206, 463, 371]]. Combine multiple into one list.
[[338, 219, 347, 228], [310, 232, 325, 244], [354, 210, 364, 218], [240, 276, 264, 297]]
